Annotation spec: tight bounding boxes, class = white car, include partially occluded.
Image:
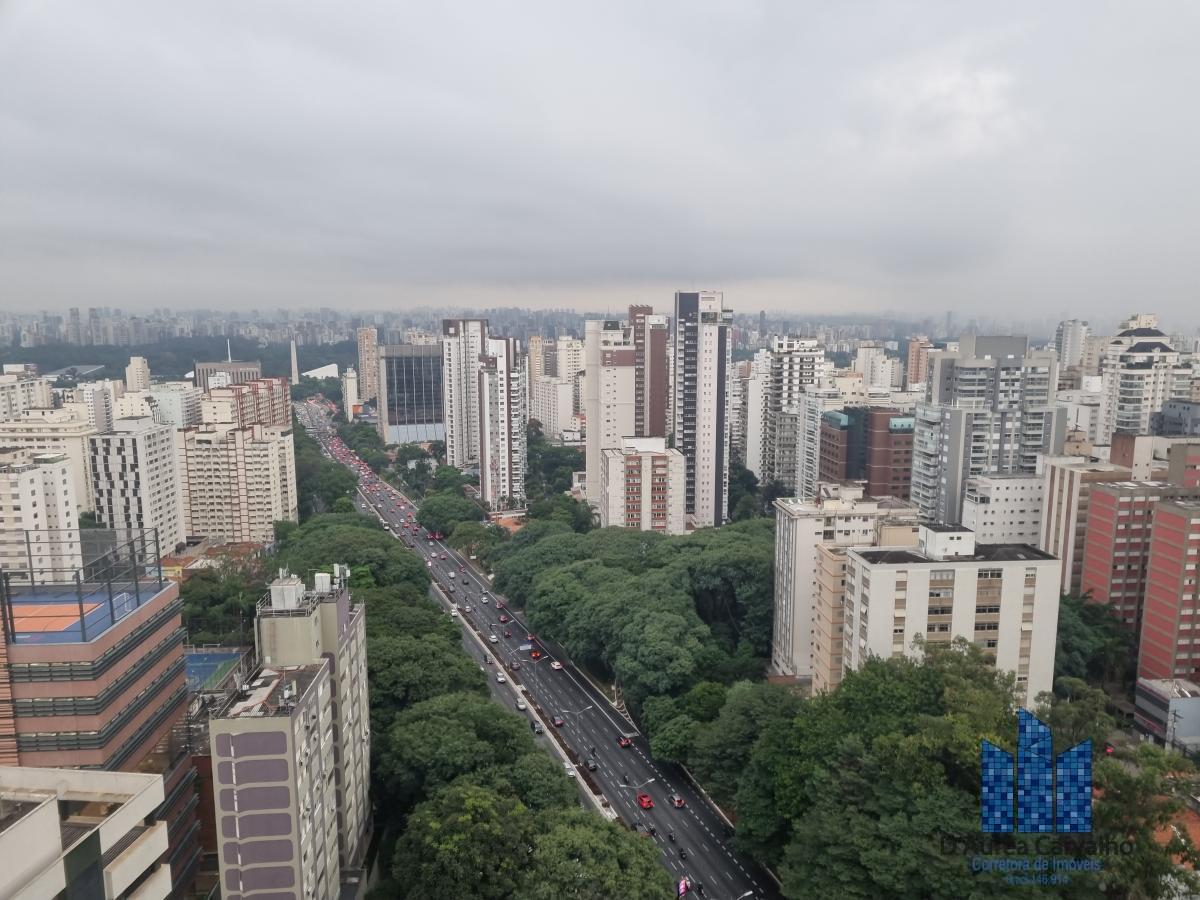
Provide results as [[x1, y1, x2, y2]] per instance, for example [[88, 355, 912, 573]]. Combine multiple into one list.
[[489, 635, 499, 644], [426, 560, 432, 568], [563, 762, 576, 778], [464, 605, 473, 613], [550, 661, 563, 671], [496, 674, 507, 684], [450, 608, 459, 618], [516, 699, 527, 711]]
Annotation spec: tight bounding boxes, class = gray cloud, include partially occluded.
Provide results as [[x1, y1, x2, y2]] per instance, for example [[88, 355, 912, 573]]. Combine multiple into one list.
[[2, 0, 1199, 325]]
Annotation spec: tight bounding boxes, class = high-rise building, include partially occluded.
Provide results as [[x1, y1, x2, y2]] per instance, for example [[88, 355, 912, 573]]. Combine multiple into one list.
[[1157, 400, 1200, 437], [1098, 315, 1192, 442], [1038, 456, 1149, 595], [583, 319, 636, 502], [771, 484, 919, 681], [0, 407, 97, 511], [818, 407, 915, 499], [960, 474, 1044, 544], [911, 336, 1064, 524], [598, 437, 687, 534], [178, 423, 298, 543], [126, 355, 151, 391], [1081, 480, 1200, 632], [740, 352, 772, 482], [531, 375, 575, 440], [527, 335, 547, 383], [1139, 500, 1200, 681], [149, 382, 203, 427], [193, 360, 262, 392], [0, 449, 81, 575], [376, 344, 444, 444], [628, 305, 671, 438], [1055, 319, 1090, 370], [343, 366, 359, 423], [905, 336, 934, 390], [673, 291, 732, 528], [210, 570, 370, 898], [356, 325, 380, 402], [555, 336, 585, 385], [853, 342, 901, 389], [0, 371, 51, 421], [844, 525, 1061, 704], [63, 380, 121, 434], [441, 319, 489, 468], [90, 417, 186, 553], [763, 336, 828, 486], [0, 529, 199, 892], [0, 766, 172, 899], [202, 377, 291, 428], [478, 337, 527, 506]]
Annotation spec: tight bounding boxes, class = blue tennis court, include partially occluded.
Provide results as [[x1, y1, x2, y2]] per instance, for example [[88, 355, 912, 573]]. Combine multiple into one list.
[[186, 650, 243, 689]]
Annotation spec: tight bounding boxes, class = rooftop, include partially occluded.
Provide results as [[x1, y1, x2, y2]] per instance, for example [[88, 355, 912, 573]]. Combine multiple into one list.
[[1139, 677, 1200, 700], [214, 663, 326, 719], [854, 542, 1056, 566]]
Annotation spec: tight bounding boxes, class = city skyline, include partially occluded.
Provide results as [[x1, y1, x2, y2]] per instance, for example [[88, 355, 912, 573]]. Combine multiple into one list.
[[3, 3, 1200, 323]]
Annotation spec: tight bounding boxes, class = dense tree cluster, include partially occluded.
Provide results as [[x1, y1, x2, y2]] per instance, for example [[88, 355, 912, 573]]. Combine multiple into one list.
[[337, 421, 389, 472], [289, 376, 342, 403], [1055, 593, 1136, 690], [293, 420, 357, 519]]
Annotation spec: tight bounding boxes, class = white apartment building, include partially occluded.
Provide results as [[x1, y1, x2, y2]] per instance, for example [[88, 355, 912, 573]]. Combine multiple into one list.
[[853, 342, 902, 389], [90, 416, 185, 553], [61, 379, 123, 434], [178, 423, 298, 542], [441, 319, 489, 468], [0, 407, 97, 511], [1056, 386, 1104, 445], [583, 319, 637, 501], [202, 377, 291, 428], [125, 355, 151, 391], [531, 375, 575, 440], [771, 484, 919, 681], [1098, 315, 1193, 442], [843, 524, 1061, 704], [151, 381, 202, 427], [911, 336, 1064, 524], [763, 336, 828, 486], [342, 366, 359, 422], [740, 352, 772, 481], [356, 325, 379, 402], [674, 291, 732, 528], [960, 474, 1044, 544], [598, 437, 686, 534], [478, 337, 527, 506], [0, 449, 82, 575], [527, 335, 547, 382], [1055, 319, 1090, 370], [555, 336, 585, 383], [0, 372, 51, 421]]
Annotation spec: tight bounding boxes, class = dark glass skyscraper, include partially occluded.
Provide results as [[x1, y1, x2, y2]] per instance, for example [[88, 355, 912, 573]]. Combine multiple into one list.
[[376, 344, 444, 443]]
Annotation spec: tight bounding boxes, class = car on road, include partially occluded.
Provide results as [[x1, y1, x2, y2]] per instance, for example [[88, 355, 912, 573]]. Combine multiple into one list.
[[450, 609, 459, 618], [498, 614, 510, 624], [532, 721, 543, 734], [464, 605, 473, 613], [526, 633, 535, 642], [516, 699, 527, 711], [551, 716, 565, 727], [496, 674, 507, 684], [637, 793, 654, 810], [440, 553, 448, 559], [585, 758, 598, 771], [489, 635, 499, 644], [426, 560, 432, 568], [530, 650, 542, 660], [550, 661, 563, 670], [510, 661, 521, 670], [564, 762, 576, 777], [616, 736, 633, 748], [669, 793, 686, 808]]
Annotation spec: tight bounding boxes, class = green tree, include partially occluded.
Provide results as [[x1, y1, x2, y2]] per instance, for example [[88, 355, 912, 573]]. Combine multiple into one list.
[[332, 496, 356, 514], [416, 492, 482, 536], [460, 752, 580, 813], [1055, 593, 1135, 689], [447, 521, 507, 557], [648, 714, 698, 763], [1037, 677, 1115, 752], [521, 810, 673, 900], [391, 783, 534, 900], [431, 465, 468, 496], [681, 680, 728, 722], [368, 634, 487, 733]]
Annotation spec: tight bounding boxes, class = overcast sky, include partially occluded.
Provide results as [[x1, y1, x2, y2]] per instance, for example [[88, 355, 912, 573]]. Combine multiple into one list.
[[2, 1, 1198, 325]]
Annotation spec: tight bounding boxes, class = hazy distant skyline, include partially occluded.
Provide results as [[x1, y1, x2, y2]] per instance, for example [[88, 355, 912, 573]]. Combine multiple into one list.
[[2, 2, 1199, 323]]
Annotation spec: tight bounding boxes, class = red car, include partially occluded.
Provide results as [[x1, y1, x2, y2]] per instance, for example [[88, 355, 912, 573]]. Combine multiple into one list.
[[499, 614, 510, 624], [552, 716, 565, 727], [616, 736, 633, 748], [530, 650, 542, 660], [637, 793, 654, 810]]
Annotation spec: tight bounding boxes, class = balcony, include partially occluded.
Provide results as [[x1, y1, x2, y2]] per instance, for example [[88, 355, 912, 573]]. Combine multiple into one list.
[[0, 529, 167, 645]]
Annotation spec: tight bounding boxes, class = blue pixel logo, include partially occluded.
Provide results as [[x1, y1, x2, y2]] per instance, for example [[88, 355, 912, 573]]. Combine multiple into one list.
[[981, 709, 1092, 834]]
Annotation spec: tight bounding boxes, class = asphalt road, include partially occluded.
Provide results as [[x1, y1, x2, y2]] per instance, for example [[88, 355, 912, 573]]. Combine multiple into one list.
[[297, 400, 776, 900]]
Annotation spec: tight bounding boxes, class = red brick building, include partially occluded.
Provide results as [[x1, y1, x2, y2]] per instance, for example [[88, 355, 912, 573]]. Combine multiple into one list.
[[1139, 500, 1200, 680]]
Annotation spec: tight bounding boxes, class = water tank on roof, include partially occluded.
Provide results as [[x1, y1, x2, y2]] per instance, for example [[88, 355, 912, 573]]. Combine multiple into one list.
[[269, 577, 304, 609], [314, 572, 332, 593]]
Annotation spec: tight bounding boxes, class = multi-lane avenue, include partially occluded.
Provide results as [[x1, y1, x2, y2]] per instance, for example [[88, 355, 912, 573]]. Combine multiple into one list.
[[297, 399, 776, 900]]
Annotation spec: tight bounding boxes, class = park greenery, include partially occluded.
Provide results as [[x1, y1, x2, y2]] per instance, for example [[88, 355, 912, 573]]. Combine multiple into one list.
[[338, 420, 389, 472], [293, 420, 357, 519]]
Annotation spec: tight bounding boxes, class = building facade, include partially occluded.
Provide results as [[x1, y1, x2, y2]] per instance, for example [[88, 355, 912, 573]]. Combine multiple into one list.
[[478, 337, 527, 506], [673, 291, 732, 528], [0, 372, 51, 421], [178, 424, 299, 543], [583, 318, 636, 502], [193, 361, 262, 392], [126, 355, 151, 392], [844, 525, 1061, 704], [356, 325, 380, 402], [441, 319, 489, 468], [90, 417, 185, 552], [203, 377, 291, 429], [376, 344, 444, 444], [1055, 319, 1090, 370], [531, 375, 575, 441], [0, 450, 81, 576], [1098, 315, 1193, 443], [0, 407, 97, 511], [598, 437, 686, 534], [960, 474, 1044, 545], [629, 305, 671, 439], [911, 336, 1064, 524], [1139, 501, 1200, 682]]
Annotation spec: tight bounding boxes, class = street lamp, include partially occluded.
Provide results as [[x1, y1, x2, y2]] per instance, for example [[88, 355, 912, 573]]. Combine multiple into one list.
[[562, 704, 593, 718]]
